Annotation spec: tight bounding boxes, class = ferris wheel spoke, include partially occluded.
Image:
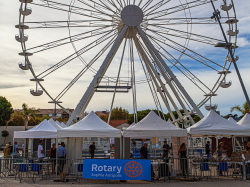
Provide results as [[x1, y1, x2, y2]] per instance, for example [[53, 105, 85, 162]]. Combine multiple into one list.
[[143, 0, 171, 16], [146, 17, 232, 25], [55, 33, 118, 101], [146, 26, 224, 45], [31, 0, 112, 20], [147, 37, 211, 93], [147, 32, 224, 71], [145, 0, 217, 19], [77, 0, 119, 19], [24, 20, 114, 29], [37, 28, 118, 78], [141, 0, 153, 11], [27, 27, 113, 53]]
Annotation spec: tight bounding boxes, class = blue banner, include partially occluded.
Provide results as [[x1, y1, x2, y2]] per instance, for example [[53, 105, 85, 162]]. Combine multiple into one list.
[[83, 159, 151, 181]]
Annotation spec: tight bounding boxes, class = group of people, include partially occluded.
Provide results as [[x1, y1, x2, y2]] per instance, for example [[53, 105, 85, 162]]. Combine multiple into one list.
[[3, 141, 19, 169], [37, 140, 66, 174]]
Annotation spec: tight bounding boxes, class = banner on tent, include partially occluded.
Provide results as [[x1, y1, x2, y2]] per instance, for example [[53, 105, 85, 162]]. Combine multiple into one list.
[[83, 159, 151, 181]]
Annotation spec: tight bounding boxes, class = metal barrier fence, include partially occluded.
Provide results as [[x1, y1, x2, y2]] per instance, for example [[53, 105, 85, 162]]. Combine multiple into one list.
[[0, 156, 249, 183]]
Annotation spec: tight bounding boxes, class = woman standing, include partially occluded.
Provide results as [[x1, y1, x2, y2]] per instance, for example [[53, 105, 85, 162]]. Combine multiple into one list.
[[3, 144, 10, 169], [48, 143, 57, 174], [178, 143, 188, 176]]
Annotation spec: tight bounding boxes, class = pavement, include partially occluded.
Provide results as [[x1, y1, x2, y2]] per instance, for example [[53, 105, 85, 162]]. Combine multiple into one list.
[[1, 178, 250, 187]]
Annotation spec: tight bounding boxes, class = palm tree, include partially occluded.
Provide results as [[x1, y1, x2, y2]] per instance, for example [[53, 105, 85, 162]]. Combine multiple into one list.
[[230, 102, 249, 116], [21, 103, 39, 131]]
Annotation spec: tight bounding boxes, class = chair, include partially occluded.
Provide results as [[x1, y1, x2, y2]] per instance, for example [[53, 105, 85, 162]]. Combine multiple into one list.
[[200, 163, 212, 181], [30, 163, 39, 183], [218, 162, 228, 179], [78, 164, 83, 172], [18, 163, 28, 182]]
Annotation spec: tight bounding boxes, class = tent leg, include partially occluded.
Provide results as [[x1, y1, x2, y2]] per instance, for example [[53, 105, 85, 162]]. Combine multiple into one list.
[[123, 137, 125, 159], [120, 138, 122, 159], [56, 138, 58, 175]]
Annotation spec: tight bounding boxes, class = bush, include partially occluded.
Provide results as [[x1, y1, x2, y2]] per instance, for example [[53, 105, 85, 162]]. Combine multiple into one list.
[[1, 130, 9, 138]]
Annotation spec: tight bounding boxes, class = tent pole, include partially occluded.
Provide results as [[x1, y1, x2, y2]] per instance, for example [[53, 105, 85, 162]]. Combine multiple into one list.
[[56, 138, 58, 175], [45, 139, 47, 158], [120, 138, 122, 159], [187, 136, 189, 158], [123, 137, 125, 159]]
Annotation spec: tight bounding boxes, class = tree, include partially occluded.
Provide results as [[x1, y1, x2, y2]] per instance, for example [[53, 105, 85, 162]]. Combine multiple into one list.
[[7, 111, 25, 126], [230, 102, 249, 116], [1, 130, 9, 143], [20, 103, 39, 131], [0, 96, 14, 126], [100, 107, 129, 120]]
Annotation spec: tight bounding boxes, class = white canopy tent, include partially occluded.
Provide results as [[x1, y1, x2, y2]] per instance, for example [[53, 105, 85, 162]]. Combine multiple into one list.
[[57, 111, 121, 161], [237, 113, 250, 127], [187, 110, 250, 137], [228, 117, 237, 123], [60, 122, 67, 128], [48, 118, 63, 130], [57, 111, 121, 138], [55, 120, 67, 128], [123, 111, 187, 138], [14, 119, 58, 139]]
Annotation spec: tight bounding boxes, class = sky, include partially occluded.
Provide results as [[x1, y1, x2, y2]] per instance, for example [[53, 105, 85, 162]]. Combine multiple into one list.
[[0, 0, 250, 117]]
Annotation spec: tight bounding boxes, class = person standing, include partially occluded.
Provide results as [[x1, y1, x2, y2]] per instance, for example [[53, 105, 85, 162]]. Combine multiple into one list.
[[140, 143, 148, 159], [14, 141, 19, 155], [58, 142, 66, 174], [9, 142, 13, 155], [89, 142, 96, 159], [205, 141, 210, 158], [178, 143, 188, 176], [48, 143, 57, 174], [37, 140, 45, 174], [3, 144, 10, 169], [162, 141, 170, 161]]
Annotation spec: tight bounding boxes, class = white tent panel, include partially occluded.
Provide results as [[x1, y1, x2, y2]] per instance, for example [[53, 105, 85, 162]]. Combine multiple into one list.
[[123, 111, 187, 138], [57, 111, 121, 138], [56, 120, 61, 126], [187, 110, 250, 136], [48, 118, 63, 130], [60, 122, 67, 128], [228, 117, 237, 123], [14, 119, 58, 138], [237, 113, 250, 127]]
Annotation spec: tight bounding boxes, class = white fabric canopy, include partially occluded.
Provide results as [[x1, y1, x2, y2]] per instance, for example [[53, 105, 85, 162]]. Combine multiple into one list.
[[48, 118, 63, 130], [228, 117, 237, 123], [123, 111, 187, 138], [14, 119, 58, 138], [237, 113, 250, 127], [187, 110, 250, 136], [60, 122, 67, 128], [57, 111, 121, 138]]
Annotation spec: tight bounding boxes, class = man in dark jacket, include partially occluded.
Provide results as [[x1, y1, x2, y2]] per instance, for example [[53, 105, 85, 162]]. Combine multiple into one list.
[[140, 143, 148, 159]]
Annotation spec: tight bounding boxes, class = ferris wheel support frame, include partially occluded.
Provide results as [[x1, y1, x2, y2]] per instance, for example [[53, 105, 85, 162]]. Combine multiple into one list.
[[210, 0, 250, 109], [67, 25, 204, 126], [137, 26, 204, 120], [66, 26, 128, 126]]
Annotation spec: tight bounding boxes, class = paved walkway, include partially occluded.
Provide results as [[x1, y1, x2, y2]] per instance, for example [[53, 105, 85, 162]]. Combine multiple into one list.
[[0, 178, 250, 187]]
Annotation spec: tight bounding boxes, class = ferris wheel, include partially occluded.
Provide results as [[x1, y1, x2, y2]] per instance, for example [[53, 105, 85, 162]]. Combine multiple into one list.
[[16, 0, 239, 126]]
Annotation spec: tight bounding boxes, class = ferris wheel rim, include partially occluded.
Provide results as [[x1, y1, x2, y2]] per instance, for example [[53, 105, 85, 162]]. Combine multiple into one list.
[[17, 0, 238, 115]]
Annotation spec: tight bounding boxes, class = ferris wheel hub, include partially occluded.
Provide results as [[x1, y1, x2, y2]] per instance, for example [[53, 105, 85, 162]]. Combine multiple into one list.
[[121, 5, 143, 27]]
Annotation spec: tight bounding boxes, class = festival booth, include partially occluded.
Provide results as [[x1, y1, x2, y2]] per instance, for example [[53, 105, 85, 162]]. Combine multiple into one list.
[[237, 113, 250, 127], [56, 120, 67, 128], [14, 119, 59, 158], [57, 111, 121, 161], [228, 117, 237, 123], [124, 110, 187, 138], [123, 110, 187, 159], [187, 110, 250, 156]]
